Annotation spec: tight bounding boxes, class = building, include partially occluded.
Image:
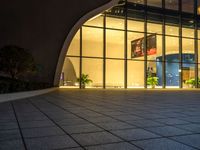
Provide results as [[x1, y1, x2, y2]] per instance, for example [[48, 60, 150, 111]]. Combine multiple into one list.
[[61, 0, 200, 89]]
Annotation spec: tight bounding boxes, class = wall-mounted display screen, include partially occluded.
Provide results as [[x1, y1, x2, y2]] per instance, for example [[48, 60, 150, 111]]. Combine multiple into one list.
[[131, 34, 157, 58]]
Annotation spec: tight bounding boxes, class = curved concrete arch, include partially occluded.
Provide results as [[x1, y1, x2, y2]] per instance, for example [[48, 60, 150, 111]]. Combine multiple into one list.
[[54, 0, 119, 86]]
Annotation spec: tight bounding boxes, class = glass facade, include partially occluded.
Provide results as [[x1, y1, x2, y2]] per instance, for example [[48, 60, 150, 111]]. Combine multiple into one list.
[[60, 0, 200, 89]]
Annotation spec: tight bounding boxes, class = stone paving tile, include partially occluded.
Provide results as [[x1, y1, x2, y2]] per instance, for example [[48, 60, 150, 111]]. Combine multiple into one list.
[[22, 126, 65, 138], [0, 122, 18, 130], [96, 121, 136, 130], [86, 142, 141, 150], [126, 119, 165, 128], [174, 124, 200, 133], [62, 124, 103, 134], [45, 113, 79, 121], [19, 120, 55, 129], [136, 113, 166, 119], [180, 116, 200, 123], [84, 116, 119, 124], [0, 139, 25, 150], [112, 115, 144, 121], [17, 113, 48, 122], [56, 118, 89, 126], [0, 129, 21, 141], [25, 135, 78, 150], [111, 128, 160, 141], [154, 118, 190, 125], [72, 131, 122, 146], [171, 134, 200, 149], [2, 90, 200, 149], [144, 126, 192, 136], [132, 138, 196, 150], [64, 148, 84, 150]]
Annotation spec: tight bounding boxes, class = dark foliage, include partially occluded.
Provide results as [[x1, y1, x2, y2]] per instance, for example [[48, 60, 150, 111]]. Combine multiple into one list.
[[0, 45, 37, 79], [0, 76, 52, 94]]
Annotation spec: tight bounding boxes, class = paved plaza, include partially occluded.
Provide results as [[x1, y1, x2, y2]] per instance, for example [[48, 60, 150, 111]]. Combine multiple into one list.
[[1, 89, 200, 150]]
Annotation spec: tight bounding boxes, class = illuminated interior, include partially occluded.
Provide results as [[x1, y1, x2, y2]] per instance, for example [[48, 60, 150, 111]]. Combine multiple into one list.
[[60, 0, 200, 89]]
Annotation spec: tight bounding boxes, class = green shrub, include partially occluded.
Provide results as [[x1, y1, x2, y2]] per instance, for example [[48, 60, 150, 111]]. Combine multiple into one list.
[[0, 76, 51, 93], [77, 74, 92, 88], [147, 77, 159, 88]]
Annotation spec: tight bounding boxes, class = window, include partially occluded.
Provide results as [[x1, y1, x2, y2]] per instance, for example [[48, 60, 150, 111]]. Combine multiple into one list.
[[82, 27, 103, 57], [147, 0, 162, 8], [128, 60, 144, 88], [67, 30, 80, 56], [165, 0, 178, 10], [106, 60, 124, 88], [106, 30, 124, 58]]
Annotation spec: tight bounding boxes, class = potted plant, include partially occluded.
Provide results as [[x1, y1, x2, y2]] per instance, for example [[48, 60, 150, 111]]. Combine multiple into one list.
[[185, 78, 196, 88], [147, 77, 158, 89], [77, 74, 92, 88]]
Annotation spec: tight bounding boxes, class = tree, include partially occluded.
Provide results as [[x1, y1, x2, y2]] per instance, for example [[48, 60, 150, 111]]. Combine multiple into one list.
[[0, 45, 36, 79]]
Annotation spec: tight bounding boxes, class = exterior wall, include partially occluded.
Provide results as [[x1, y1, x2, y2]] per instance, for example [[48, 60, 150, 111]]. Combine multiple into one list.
[[0, 0, 114, 85]]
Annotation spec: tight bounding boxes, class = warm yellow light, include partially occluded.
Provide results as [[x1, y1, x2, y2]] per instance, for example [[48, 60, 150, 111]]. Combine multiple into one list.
[[88, 14, 102, 21], [198, 6, 200, 15]]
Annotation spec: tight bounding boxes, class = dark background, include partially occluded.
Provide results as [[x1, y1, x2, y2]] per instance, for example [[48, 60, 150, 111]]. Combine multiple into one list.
[[0, 0, 110, 85]]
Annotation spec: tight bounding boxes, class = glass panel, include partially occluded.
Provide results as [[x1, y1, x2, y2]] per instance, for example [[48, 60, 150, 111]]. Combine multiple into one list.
[[182, 38, 195, 56], [198, 30, 200, 39], [147, 23, 162, 34], [106, 16, 124, 30], [182, 28, 194, 38], [198, 40, 200, 64], [82, 27, 103, 57], [165, 0, 178, 10], [147, 61, 162, 88], [128, 20, 144, 32], [182, 18, 194, 28], [127, 8, 145, 22], [128, 0, 144, 4], [165, 15, 179, 26], [67, 30, 80, 56], [82, 58, 103, 88], [182, 0, 194, 13], [147, 12, 163, 23], [106, 59, 124, 88], [182, 38, 195, 88], [106, 30, 124, 58], [147, 0, 162, 7], [166, 36, 179, 62], [182, 63, 195, 88], [128, 60, 144, 88], [166, 25, 179, 36], [198, 0, 200, 15], [60, 57, 79, 87], [84, 15, 104, 27], [166, 62, 180, 87], [128, 31, 144, 60]]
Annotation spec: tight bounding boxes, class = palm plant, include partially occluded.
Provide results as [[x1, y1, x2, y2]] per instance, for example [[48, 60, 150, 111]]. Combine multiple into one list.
[[185, 78, 197, 88], [147, 77, 158, 88], [77, 74, 92, 88]]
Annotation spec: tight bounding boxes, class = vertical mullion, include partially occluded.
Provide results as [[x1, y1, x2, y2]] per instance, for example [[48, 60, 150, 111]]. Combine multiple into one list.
[[179, 0, 183, 88], [162, 0, 166, 88], [79, 27, 83, 89], [194, 0, 198, 88], [103, 14, 106, 89], [124, 0, 128, 89], [144, 0, 147, 88]]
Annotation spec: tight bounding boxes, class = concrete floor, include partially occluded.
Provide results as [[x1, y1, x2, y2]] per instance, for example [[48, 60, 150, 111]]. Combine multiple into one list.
[[1, 89, 200, 150]]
